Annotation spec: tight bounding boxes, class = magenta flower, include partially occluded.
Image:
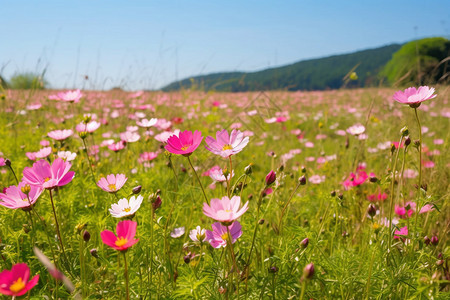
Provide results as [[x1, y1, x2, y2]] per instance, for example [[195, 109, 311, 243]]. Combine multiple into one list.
[[393, 86, 437, 108], [0, 158, 5, 167], [49, 89, 83, 103], [205, 221, 242, 248], [394, 226, 408, 239], [0, 182, 43, 210], [342, 171, 368, 189], [203, 196, 248, 225], [48, 129, 73, 141], [108, 141, 126, 152], [22, 158, 75, 190], [165, 130, 203, 156], [97, 174, 127, 193], [205, 129, 249, 158], [0, 263, 39, 296], [101, 220, 139, 251]]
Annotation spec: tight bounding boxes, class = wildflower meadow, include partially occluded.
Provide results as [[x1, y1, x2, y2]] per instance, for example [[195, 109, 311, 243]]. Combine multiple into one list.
[[0, 86, 448, 299]]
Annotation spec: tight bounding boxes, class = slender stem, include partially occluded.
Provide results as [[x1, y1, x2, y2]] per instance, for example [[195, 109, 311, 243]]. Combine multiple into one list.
[[149, 209, 154, 293], [79, 235, 85, 298], [123, 252, 130, 300], [168, 156, 178, 191], [226, 226, 239, 297], [414, 108, 422, 193], [186, 156, 209, 204], [278, 180, 303, 232], [7, 165, 19, 185], [81, 138, 96, 183], [49, 190, 69, 267], [299, 280, 306, 299], [227, 156, 233, 198], [387, 136, 403, 261]]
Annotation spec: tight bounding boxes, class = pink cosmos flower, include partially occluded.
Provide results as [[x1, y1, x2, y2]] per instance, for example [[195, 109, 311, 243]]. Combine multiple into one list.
[[203, 196, 248, 225], [48, 129, 73, 141], [22, 158, 75, 189], [189, 226, 206, 243], [138, 152, 159, 164], [394, 226, 408, 239], [419, 204, 434, 214], [165, 130, 203, 156], [154, 130, 180, 143], [0, 158, 5, 167], [205, 129, 249, 158], [136, 118, 157, 128], [97, 174, 127, 193], [309, 175, 325, 184], [393, 86, 437, 108], [367, 192, 387, 202], [49, 89, 83, 103], [120, 131, 140, 143], [108, 141, 126, 152], [342, 171, 368, 189], [76, 121, 101, 133], [346, 124, 365, 136], [101, 220, 139, 251], [0, 263, 39, 296], [25, 147, 52, 161], [0, 182, 43, 210], [205, 221, 242, 248], [170, 227, 185, 238]]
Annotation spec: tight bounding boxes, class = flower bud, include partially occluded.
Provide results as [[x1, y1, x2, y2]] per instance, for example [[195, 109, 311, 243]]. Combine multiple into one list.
[[83, 230, 91, 242], [244, 164, 253, 175], [79, 131, 88, 139], [132, 185, 142, 194], [301, 238, 309, 248], [338, 193, 344, 200], [90, 248, 99, 258], [369, 175, 378, 183], [269, 266, 278, 273], [367, 204, 377, 217], [5, 159, 11, 167], [400, 126, 409, 137], [414, 140, 420, 147], [301, 166, 307, 173], [404, 136, 411, 147], [424, 236, 431, 245], [431, 236, 438, 245], [83, 115, 92, 124], [183, 254, 191, 264], [265, 170, 276, 186], [278, 164, 285, 172], [330, 190, 336, 197], [302, 263, 314, 280], [258, 219, 265, 225], [299, 175, 306, 185], [152, 195, 162, 211]]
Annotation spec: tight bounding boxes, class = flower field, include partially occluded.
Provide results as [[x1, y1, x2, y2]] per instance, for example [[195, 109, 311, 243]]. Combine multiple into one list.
[[0, 86, 448, 299]]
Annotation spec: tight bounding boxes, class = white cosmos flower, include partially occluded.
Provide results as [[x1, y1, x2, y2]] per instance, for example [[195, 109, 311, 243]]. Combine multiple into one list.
[[57, 151, 77, 162], [109, 195, 143, 218], [189, 226, 206, 242]]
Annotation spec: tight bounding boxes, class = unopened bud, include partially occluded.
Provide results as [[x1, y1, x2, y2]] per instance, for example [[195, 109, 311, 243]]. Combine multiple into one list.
[[431, 236, 438, 245], [404, 136, 411, 147], [424, 236, 431, 245], [338, 193, 344, 200], [79, 131, 88, 139], [83, 230, 91, 242], [132, 185, 142, 194], [369, 175, 378, 183], [5, 159, 11, 167], [330, 190, 336, 197], [302, 263, 314, 280], [76, 223, 87, 234], [367, 204, 377, 217], [90, 248, 98, 258], [83, 115, 92, 124], [301, 166, 307, 173], [152, 195, 162, 211], [278, 164, 284, 172], [222, 168, 230, 178], [258, 219, 265, 225], [301, 238, 309, 248], [244, 164, 253, 175], [400, 126, 409, 137], [183, 254, 191, 264], [265, 170, 276, 186], [269, 266, 278, 273], [299, 175, 306, 185], [414, 140, 420, 147], [390, 144, 396, 154]]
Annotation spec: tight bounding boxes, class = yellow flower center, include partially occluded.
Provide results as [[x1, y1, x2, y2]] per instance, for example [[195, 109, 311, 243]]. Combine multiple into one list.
[[115, 237, 128, 247], [123, 207, 131, 212], [222, 144, 233, 150], [10, 277, 25, 293], [108, 184, 117, 191], [44, 177, 51, 182], [221, 232, 229, 241], [181, 145, 189, 151]]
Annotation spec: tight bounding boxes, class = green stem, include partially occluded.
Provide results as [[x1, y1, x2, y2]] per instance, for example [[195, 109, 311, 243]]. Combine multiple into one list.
[[227, 156, 233, 198], [81, 138, 96, 183], [49, 190, 69, 269], [187, 156, 209, 204], [414, 108, 422, 193], [123, 252, 130, 300], [278, 179, 303, 233], [299, 280, 306, 299], [7, 165, 19, 185], [387, 136, 403, 262]]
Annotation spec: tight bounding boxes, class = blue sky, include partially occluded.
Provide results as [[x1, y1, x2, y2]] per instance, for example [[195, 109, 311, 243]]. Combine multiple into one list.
[[1, 0, 448, 90]]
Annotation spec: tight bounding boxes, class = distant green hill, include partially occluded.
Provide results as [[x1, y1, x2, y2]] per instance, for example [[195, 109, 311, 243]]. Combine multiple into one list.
[[162, 44, 402, 92]]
